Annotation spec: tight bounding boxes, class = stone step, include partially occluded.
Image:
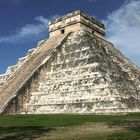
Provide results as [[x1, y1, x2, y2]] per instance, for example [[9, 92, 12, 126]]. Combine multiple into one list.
[[26, 97, 122, 105], [23, 103, 130, 114], [45, 63, 99, 75], [44, 73, 103, 84]]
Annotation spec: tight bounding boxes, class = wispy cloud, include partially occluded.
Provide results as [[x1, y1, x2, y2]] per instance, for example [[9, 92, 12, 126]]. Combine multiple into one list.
[[103, 0, 140, 66], [0, 16, 49, 44]]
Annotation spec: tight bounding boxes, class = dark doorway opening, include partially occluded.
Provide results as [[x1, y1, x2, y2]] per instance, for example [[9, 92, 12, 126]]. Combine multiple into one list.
[[61, 29, 65, 34]]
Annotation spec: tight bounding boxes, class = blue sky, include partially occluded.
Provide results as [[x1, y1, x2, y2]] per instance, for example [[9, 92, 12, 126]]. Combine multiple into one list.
[[0, 0, 139, 74]]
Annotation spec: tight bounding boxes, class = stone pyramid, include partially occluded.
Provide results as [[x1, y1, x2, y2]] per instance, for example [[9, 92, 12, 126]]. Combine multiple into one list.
[[0, 10, 140, 114]]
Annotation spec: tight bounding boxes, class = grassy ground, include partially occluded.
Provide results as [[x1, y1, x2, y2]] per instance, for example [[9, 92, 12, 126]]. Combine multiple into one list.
[[0, 113, 140, 140]]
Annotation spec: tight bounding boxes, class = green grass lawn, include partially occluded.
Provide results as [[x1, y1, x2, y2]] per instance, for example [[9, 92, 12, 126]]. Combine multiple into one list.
[[0, 113, 140, 140]]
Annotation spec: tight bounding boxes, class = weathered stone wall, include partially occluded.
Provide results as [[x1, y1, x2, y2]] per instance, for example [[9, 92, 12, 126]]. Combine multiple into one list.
[[22, 30, 140, 114], [49, 10, 105, 38], [0, 74, 10, 87], [49, 23, 81, 37]]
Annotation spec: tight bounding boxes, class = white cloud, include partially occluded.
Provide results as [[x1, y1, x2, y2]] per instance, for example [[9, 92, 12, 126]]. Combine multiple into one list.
[[103, 0, 140, 66], [0, 16, 49, 44]]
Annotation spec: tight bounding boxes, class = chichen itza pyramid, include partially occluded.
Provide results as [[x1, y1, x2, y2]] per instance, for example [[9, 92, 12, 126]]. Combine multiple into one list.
[[0, 10, 140, 114]]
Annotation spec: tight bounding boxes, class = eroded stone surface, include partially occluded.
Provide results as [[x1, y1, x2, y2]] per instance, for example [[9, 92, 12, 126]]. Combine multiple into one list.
[[49, 10, 105, 38], [22, 30, 140, 114]]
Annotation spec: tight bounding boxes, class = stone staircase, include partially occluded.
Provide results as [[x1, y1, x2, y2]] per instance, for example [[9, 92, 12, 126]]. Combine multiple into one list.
[[0, 33, 70, 114]]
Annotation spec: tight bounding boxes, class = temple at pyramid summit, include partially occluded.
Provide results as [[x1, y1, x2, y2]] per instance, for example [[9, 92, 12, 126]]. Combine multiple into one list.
[[0, 10, 140, 114]]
